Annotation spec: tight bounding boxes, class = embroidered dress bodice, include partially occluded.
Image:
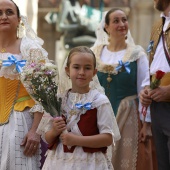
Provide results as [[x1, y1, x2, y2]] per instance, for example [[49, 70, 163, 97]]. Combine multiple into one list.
[[0, 52, 35, 124], [92, 44, 151, 122], [97, 62, 137, 115], [95, 45, 138, 115]]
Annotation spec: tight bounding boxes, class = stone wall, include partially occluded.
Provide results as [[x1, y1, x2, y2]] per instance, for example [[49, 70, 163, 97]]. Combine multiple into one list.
[[129, 0, 160, 49], [14, 0, 161, 61]]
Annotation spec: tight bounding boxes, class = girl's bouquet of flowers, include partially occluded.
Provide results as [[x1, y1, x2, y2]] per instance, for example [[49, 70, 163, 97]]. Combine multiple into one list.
[[20, 60, 70, 149], [20, 60, 62, 117]]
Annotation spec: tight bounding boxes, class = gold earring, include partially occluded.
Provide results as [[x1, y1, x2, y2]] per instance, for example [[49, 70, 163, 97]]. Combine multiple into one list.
[[17, 26, 19, 39], [108, 33, 111, 43], [17, 22, 24, 39]]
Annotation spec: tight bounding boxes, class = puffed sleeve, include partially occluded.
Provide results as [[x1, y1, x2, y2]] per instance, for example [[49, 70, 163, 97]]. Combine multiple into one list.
[[97, 102, 121, 143], [36, 113, 53, 143], [137, 53, 151, 122]]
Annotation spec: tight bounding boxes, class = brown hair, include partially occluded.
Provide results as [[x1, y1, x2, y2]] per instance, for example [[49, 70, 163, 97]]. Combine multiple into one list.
[[10, 0, 20, 18], [66, 46, 96, 68], [156, 0, 170, 11], [104, 8, 127, 33]]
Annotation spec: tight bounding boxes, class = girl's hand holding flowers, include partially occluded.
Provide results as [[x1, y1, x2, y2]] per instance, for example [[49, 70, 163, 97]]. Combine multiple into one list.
[[52, 117, 66, 136], [21, 60, 71, 148], [60, 133, 76, 147]]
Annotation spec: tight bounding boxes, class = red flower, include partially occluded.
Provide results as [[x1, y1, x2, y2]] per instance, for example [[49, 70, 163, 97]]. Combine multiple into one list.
[[150, 70, 165, 89], [155, 70, 165, 80], [142, 70, 165, 121]]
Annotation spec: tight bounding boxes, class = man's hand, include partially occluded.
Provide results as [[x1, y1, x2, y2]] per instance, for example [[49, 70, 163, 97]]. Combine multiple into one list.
[[149, 86, 170, 102]]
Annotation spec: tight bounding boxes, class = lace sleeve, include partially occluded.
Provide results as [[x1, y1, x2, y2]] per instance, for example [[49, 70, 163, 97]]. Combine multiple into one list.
[[29, 104, 45, 114], [20, 37, 49, 63], [36, 113, 53, 144]]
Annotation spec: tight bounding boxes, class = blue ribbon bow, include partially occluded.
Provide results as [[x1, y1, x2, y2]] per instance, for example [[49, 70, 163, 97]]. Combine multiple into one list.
[[75, 102, 92, 110], [116, 60, 131, 74], [2, 55, 26, 73], [146, 40, 154, 53]]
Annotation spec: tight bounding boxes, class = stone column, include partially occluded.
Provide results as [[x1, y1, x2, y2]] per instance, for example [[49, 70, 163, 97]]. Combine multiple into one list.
[[129, 1, 160, 49]]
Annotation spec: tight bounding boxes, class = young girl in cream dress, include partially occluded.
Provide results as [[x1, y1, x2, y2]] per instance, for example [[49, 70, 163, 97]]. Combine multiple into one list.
[[37, 46, 120, 170]]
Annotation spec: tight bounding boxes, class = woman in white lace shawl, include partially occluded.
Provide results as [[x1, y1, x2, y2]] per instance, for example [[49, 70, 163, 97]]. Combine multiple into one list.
[[0, 0, 49, 169], [91, 8, 158, 170]]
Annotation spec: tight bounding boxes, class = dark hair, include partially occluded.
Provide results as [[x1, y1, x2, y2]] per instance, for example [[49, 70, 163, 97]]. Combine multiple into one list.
[[104, 8, 126, 33], [164, 0, 170, 7], [10, 0, 20, 17], [156, 0, 170, 11], [66, 46, 96, 68]]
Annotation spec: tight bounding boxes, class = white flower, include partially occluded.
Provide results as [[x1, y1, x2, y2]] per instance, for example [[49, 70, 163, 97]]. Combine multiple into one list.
[[45, 63, 58, 70]]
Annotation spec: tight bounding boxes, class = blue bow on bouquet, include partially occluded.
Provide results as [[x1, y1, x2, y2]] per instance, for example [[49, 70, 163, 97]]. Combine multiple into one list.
[[2, 55, 26, 73], [75, 102, 92, 110], [116, 60, 131, 74], [146, 40, 154, 53]]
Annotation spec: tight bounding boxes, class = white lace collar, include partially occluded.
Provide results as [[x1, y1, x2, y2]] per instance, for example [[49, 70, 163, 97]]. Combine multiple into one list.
[[94, 43, 143, 75], [61, 89, 109, 132], [61, 89, 108, 114]]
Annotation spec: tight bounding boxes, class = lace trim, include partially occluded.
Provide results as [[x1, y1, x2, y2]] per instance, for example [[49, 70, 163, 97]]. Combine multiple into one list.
[[94, 44, 145, 75], [29, 104, 44, 114], [0, 37, 49, 80], [36, 113, 53, 144], [62, 89, 108, 115], [112, 96, 138, 170], [44, 148, 113, 169], [61, 90, 111, 136]]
